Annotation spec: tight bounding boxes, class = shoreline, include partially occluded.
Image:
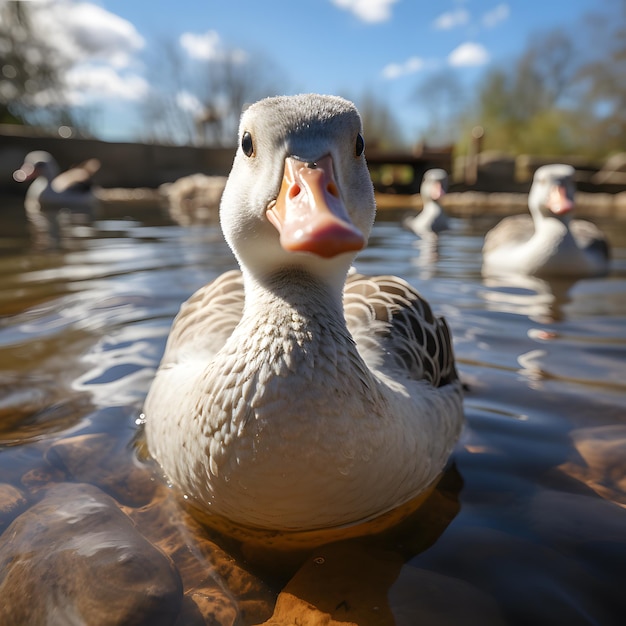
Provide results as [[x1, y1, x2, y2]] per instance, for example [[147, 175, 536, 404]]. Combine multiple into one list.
[[375, 190, 626, 219], [91, 187, 626, 221]]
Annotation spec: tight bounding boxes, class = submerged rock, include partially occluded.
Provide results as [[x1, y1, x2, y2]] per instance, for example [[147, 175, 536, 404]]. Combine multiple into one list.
[[0, 483, 27, 528], [0, 482, 182, 626], [125, 483, 276, 625], [46, 432, 157, 507], [559, 424, 626, 507], [260, 542, 400, 626]]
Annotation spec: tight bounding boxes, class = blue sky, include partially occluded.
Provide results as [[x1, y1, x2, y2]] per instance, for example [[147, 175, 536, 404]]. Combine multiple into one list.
[[26, 0, 608, 143]]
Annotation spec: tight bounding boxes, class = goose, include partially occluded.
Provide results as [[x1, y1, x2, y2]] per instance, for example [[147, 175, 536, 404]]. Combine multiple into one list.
[[143, 94, 463, 541], [482, 164, 610, 278], [13, 151, 100, 226], [404, 168, 450, 235]]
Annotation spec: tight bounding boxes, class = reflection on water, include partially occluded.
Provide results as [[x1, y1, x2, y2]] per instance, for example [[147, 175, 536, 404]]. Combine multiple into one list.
[[0, 197, 625, 624], [480, 273, 577, 322]]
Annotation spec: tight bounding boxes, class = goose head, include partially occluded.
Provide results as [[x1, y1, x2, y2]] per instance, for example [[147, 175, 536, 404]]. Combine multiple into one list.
[[421, 168, 448, 203], [528, 164, 576, 225], [219, 94, 376, 294], [13, 151, 59, 184]]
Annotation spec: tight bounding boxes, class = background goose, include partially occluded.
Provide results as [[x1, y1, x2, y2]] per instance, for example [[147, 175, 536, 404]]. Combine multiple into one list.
[[144, 94, 463, 538], [482, 164, 610, 277], [13, 150, 101, 227], [404, 168, 449, 235]]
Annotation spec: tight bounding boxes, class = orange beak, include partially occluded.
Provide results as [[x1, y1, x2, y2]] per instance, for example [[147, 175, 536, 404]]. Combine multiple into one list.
[[13, 162, 36, 183], [547, 185, 573, 215], [430, 181, 445, 201], [266, 155, 365, 259]]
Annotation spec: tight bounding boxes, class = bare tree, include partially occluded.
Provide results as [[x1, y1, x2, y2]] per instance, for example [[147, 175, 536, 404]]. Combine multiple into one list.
[[413, 69, 467, 146], [347, 90, 404, 151], [140, 38, 198, 144], [140, 39, 287, 146], [510, 29, 579, 119], [459, 26, 587, 155]]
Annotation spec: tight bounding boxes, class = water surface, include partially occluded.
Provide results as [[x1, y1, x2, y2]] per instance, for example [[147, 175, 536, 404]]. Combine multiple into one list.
[[1, 198, 625, 625]]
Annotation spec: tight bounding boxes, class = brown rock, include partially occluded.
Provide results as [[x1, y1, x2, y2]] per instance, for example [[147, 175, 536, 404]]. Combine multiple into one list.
[[263, 592, 357, 626], [0, 483, 27, 527], [259, 542, 402, 626], [265, 557, 505, 625], [46, 432, 157, 506], [125, 483, 275, 625], [19, 463, 65, 493], [559, 424, 626, 507], [0, 482, 182, 626]]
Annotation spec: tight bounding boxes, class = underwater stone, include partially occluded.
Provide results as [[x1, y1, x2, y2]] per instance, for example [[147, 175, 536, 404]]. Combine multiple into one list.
[[0, 482, 182, 626]]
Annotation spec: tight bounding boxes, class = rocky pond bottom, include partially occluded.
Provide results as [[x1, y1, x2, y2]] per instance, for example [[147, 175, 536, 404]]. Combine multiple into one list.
[[0, 200, 625, 625]]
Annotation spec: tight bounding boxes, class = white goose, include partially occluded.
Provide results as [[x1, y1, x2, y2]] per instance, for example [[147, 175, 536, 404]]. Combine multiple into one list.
[[13, 150, 100, 225], [144, 95, 463, 541], [404, 168, 450, 235], [482, 164, 610, 278]]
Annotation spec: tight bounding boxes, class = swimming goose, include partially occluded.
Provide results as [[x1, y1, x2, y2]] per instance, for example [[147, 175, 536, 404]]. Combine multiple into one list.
[[144, 94, 463, 536], [482, 164, 610, 278], [404, 168, 450, 235], [13, 150, 100, 223]]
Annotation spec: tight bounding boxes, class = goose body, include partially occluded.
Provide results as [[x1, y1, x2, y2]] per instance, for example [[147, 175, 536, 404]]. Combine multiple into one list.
[[404, 168, 450, 235], [14, 151, 100, 222], [144, 95, 463, 534], [482, 164, 609, 277]]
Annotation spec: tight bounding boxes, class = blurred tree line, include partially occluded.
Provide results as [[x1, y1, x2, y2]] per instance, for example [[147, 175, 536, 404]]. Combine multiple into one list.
[[1, 0, 623, 159], [421, 0, 625, 160]]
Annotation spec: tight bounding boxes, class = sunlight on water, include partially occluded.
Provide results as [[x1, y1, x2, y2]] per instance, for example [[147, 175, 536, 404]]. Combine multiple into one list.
[[0, 199, 625, 624]]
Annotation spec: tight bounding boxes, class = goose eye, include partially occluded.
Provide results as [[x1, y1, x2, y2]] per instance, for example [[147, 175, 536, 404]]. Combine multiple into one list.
[[241, 131, 254, 157], [355, 133, 365, 157]]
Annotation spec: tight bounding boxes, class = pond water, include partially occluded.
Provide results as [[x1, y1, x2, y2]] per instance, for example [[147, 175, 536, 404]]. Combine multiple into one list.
[[0, 197, 625, 625]]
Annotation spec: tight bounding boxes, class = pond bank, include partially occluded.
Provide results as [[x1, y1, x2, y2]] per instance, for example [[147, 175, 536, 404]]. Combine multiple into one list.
[[376, 190, 626, 219], [95, 186, 626, 221]]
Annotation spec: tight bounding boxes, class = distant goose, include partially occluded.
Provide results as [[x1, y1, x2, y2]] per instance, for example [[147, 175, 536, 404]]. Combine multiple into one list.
[[144, 94, 464, 539], [13, 151, 100, 226], [482, 164, 610, 277], [404, 168, 449, 235]]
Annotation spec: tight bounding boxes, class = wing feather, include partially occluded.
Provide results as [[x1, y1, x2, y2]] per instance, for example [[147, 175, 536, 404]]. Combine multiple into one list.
[[161, 269, 244, 365], [482, 215, 534, 254], [570, 219, 610, 260], [344, 274, 458, 388], [51, 159, 101, 193]]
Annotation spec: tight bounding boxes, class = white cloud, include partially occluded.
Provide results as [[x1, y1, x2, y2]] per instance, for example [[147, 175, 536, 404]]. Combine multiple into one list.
[[65, 65, 149, 104], [382, 56, 425, 80], [482, 3, 510, 28], [176, 91, 204, 116], [30, 1, 144, 68], [27, 65, 147, 108], [23, 1, 147, 106], [180, 30, 248, 63], [448, 42, 489, 67], [330, 0, 399, 23], [180, 30, 222, 61], [433, 8, 470, 30]]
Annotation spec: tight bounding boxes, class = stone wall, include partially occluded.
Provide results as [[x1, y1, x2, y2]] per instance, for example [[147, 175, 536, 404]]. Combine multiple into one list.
[[0, 125, 235, 193], [453, 151, 626, 195], [2, 125, 624, 207]]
